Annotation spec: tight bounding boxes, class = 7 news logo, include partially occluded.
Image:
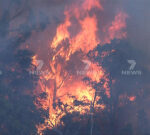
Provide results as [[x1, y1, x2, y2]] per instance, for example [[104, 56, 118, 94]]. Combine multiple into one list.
[[77, 59, 91, 75], [29, 60, 49, 75], [121, 60, 142, 76]]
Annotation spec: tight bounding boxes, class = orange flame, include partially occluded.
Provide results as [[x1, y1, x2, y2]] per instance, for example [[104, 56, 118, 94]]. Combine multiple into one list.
[[51, 12, 71, 49], [33, 0, 128, 134], [129, 96, 136, 102]]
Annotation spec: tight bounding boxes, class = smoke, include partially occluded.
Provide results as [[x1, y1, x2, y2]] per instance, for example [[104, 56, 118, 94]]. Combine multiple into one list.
[[4, 0, 148, 58], [119, 0, 150, 70], [121, 0, 150, 51], [0, 0, 150, 134], [96, 0, 150, 70]]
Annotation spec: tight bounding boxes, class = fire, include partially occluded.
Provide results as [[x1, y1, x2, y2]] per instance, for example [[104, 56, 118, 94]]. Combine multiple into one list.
[[32, 55, 38, 66], [86, 62, 104, 82], [51, 12, 71, 49], [108, 12, 128, 40], [33, 0, 128, 134], [104, 12, 128, 44], [70, 15, 99, 53], [129, 96, 136, 102]]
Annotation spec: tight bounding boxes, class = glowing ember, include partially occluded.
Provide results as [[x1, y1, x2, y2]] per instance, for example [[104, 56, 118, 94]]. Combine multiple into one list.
[[129, 96, 136, 102]]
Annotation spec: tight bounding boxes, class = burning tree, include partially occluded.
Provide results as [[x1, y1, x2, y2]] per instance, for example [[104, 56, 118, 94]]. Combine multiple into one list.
[[1, 0, 149, 135], [32, 0, 129, 134]]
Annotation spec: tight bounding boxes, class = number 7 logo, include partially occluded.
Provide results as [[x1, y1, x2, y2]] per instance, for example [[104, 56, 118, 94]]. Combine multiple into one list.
[[36, 60, 44, 70], [127, 60, 136, 70]]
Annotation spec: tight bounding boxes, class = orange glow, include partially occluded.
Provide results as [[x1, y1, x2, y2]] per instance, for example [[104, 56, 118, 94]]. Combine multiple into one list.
[[32, 55, 38, 66], [104, 12, 128, 44], [86, 62, 104, 82], [51, 12, 71, 49], [33, 0, 128, 134], [109, 12, 127, 39], [129, 96, 136, 101], [70, 15, 99, 53]]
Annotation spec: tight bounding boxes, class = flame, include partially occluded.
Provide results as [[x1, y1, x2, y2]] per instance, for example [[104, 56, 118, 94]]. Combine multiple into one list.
[[51, 12, 71, 49], [70, 15, 99, 53], [104, 12, 128, 44], [108, 12, 127, 40], [32, 55, 38, 66], [32, 0, 128, 134], [129, 96, 136, 102], [86, 62, 104, 82]]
